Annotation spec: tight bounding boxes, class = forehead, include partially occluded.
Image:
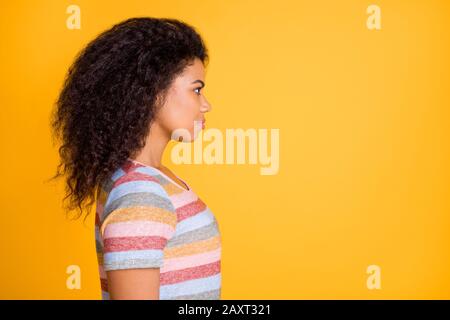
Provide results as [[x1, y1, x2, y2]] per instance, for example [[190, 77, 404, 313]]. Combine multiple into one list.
[[180, 58, 205, 80]]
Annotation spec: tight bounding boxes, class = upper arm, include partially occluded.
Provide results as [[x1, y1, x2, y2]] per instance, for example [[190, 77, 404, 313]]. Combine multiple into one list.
[[106, 268, 160, 300], [100, 175, 177, 299]]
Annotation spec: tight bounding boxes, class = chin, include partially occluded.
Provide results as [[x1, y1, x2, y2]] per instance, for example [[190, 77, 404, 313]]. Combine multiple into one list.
[[171, 129, 195, 143], [170, 120, 204, 142]]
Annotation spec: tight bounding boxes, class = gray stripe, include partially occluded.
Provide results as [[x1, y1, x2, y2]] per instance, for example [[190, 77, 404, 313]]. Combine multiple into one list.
[[152, 173, 185, 190], [95, 239, 103, 252], [101, 176, 114, 194], [94, 225, 102, 241], [154, 174, 171, 186], [102, 192, 175, 222], [103, 258, 163, 271], [171, 288, 221, 300], [167, 222, 219, 248]]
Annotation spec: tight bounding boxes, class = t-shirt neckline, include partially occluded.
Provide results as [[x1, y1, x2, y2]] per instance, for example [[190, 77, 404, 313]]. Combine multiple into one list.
[[126, 158, 191, 192]]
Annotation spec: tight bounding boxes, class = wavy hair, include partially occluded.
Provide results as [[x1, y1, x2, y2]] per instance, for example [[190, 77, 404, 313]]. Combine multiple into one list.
[[48, 17, 209, 221]]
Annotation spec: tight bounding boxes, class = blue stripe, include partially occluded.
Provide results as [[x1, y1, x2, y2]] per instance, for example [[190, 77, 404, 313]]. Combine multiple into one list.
[[176, 208, 214, 235], [111, 168, 126, 181], [105, 180, 168, 208], [103, 249, 163, 270], [101, 290, 110, 300], [160, 273, 221, 298], [134, 167, 163, 177]]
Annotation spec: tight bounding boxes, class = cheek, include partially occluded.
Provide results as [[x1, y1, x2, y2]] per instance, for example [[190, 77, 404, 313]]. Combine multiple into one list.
[[173, 95, 199, 126], [162, 95, 199, 134]]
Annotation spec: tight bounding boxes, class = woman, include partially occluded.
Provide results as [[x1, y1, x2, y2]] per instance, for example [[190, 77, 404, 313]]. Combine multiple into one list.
[[50, 17, 221, 300]]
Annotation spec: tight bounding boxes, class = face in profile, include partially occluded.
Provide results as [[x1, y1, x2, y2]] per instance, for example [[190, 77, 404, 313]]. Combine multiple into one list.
[[155, 57, 212, 142]]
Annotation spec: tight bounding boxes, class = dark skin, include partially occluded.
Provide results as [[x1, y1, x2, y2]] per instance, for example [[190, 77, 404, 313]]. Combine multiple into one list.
[[106, 58, 211, 299]]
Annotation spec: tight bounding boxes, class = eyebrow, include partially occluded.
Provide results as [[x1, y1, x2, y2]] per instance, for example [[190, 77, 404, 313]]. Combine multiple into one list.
[[191, 80, 205, 88]]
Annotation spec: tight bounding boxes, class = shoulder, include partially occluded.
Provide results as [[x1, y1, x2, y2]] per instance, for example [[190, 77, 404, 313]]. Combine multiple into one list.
[[100, 163, 177, 236]]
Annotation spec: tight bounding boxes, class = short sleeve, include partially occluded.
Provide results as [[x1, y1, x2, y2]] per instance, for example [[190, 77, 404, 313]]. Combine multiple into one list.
[[100, 176, 177, 271]]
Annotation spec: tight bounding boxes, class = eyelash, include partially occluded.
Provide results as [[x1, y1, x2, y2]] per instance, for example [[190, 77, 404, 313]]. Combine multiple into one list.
[[194, 87, 202, 95]]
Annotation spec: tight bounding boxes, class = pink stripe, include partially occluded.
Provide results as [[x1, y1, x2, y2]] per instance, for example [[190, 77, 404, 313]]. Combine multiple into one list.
[[177, 199, 207, 221], [161, 248, 221, 273], [114, 171, 160, 187], [103, 220, 174, 239], [171, 191, 198, 208], [104, 235, 166, 252], [160, 260, 220, 285]]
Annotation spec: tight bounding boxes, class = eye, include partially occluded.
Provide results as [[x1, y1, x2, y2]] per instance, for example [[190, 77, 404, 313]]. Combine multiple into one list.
[[194, 87, 202, 95]]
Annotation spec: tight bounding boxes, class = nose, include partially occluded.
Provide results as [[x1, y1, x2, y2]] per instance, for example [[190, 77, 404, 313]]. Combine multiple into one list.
[[201, 95, 212, 113]]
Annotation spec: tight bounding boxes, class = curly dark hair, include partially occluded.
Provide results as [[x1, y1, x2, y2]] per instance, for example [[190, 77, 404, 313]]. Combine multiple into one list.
[[48, 17, 209, 221]]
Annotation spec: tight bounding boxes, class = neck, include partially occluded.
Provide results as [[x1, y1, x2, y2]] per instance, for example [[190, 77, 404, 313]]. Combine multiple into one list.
[[132, 121, 170, 169]]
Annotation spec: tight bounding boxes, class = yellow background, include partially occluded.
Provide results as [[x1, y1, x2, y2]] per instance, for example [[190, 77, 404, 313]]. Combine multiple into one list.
[[1, 0, 449, 299]]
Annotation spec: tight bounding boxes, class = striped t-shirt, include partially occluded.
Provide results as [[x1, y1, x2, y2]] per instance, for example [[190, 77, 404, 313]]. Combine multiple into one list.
[[94, 158, 222, 299]]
